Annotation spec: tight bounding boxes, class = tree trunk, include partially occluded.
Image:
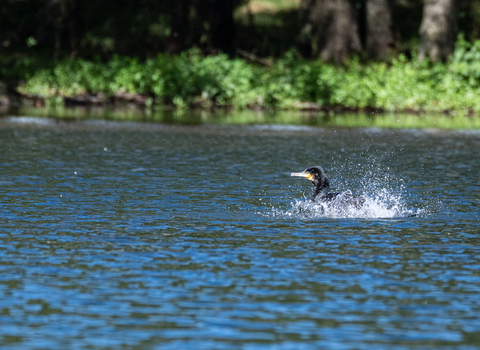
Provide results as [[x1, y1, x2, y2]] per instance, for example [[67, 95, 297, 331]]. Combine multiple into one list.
[[168, 0, 192, 54], [366, 0, 393, 60], [321, 0, 362, 62], [298, 0, 361, 62], [194, 0, 237, 55], [297, 0, 316, 57], [419, 0, 457, 62], [210, 0, 236, 55]]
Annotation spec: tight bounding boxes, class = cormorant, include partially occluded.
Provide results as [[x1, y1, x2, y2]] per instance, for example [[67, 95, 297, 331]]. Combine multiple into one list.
[[291, 166, 365, 209]]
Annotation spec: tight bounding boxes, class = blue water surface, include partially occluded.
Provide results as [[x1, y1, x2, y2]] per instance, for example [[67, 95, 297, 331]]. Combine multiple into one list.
[[0, 116, 480, 349]]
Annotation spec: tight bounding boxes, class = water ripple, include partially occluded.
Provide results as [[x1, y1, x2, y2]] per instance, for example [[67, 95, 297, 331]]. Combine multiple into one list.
[[0, 118, 479, 349]]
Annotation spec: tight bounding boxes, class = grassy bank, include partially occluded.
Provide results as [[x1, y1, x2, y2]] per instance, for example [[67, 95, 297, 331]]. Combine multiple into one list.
[[4, 39, 480, 115]]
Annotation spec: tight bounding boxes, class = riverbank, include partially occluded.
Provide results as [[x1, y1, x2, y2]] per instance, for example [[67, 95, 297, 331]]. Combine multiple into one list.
[[2, 105, 480, 130], [2, 39, 480, 115]]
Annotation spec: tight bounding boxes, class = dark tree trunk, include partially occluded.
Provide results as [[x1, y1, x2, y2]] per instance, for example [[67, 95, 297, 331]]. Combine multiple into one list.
[[147, 0, 240, 56], [34, 0, 82, 57], [297, 0, 316, 57], [457, 0, 479, 41], [321, 0, 362, 62], [64, 0, 82, 56], [210, 0, 236, 55], [194, 0, 237, 55], [419, 0, 457, 62], [168, 0, 192, 54], [298, 0, 361, 62], [366, 0, 393, 59]]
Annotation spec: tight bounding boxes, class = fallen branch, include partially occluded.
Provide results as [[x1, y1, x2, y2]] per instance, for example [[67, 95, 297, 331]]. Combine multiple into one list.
[[236, 49, 272, 67]]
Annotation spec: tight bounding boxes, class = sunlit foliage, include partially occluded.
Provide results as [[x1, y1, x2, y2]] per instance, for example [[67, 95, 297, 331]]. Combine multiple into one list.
[[11, 41, 480, 114]]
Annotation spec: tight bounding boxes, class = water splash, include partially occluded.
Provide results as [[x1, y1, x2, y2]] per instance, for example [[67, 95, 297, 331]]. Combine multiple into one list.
[[270, 162, 424, 219], [273, 188, 421, 219]]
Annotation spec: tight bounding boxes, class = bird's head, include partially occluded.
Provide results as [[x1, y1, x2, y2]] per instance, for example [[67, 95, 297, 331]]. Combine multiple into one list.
[[291, 166, 329, 189]]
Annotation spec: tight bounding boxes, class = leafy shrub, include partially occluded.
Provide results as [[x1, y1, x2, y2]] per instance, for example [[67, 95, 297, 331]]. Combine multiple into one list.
[[13, 40, 480, 114]]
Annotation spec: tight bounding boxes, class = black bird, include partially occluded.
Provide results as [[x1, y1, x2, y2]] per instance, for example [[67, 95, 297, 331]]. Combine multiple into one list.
[[291, 166, 364, 209]]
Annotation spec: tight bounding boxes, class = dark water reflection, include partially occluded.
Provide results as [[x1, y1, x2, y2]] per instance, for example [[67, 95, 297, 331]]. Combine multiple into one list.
[[0, 117, 480, 349]]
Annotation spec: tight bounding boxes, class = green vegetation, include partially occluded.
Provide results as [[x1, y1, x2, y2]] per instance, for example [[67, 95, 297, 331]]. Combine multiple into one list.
[[7, 39, 480, 115], [2, 0, 480, 123], [8, 106, 480, 130]]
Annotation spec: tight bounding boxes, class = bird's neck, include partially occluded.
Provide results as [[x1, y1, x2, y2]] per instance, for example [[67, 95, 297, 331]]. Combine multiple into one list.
[[312, 181, 329, 201]]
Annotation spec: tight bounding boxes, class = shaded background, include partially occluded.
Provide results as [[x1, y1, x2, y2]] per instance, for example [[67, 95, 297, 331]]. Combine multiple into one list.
[[0, 0, 478, 62]]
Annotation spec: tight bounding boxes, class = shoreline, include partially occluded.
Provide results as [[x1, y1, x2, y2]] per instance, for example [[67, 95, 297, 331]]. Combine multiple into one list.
[[2, 42, 480, 118], [0, 90, 470, 117], [2, 104, 479, 130]]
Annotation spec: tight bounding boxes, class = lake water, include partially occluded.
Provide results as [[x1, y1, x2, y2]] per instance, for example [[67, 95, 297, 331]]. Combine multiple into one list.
[[0, 114, 480, 349]]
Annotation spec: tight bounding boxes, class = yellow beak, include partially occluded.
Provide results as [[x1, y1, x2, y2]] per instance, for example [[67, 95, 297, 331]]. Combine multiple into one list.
[[291, 171, 313, 181]]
